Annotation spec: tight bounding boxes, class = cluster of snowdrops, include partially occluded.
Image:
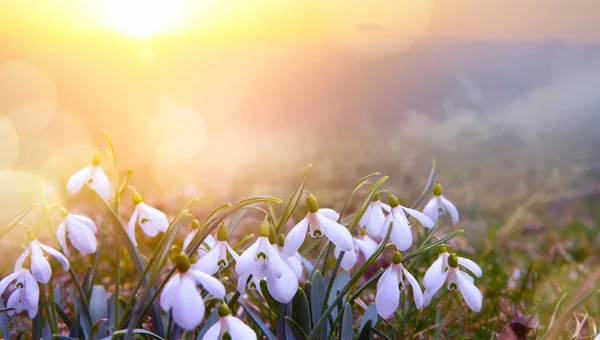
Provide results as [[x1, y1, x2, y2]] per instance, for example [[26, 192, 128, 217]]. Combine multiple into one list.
[[0, 143, 483, 339]]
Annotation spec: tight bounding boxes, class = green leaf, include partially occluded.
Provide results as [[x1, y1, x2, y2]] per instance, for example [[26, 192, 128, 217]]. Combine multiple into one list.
[[240, 302, 277, 340], [357, 320, 372, 340], [277, 303, 293, 340], [112, 329, 165, 340], [411, 160, 436, 209], [0, 204, 35, 240], [0, 308, 14, 313], [259, 279, 280, 315], [55, 302, 73, 329], [359, 304, 378, 334], [310, 271, 326, 327], [196, 308, 219, 340], [285, 317, 308, 340], [292, 288, 311, 335], [87, 319, 107, 340], [341, 303, 353, 340], [275, 163, 312, 234], [338, 172, 380, 219], [67, 288, 92, 338], [89, 285, 108, 324], [32, 286, 43, 340], [226, 209, 246, 235], [53, 336, 78, 340]]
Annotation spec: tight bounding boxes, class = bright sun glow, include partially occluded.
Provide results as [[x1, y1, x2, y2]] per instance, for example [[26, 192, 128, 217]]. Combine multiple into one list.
[[103, 0, 182, 38]]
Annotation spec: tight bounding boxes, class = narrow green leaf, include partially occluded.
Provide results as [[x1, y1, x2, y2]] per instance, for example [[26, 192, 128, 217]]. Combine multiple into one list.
[[55, 302, 73, 329], [87, 319, 107, 340], [0, 308, 14, 313], [341, 303, 353, 340], [226, 209, 246, 234], [276, 163, 312, 234], [338, 172, 380, 219], [112, 329, 165, 339], [32, 285, 44, 340], [310, 271, 325, 327], [292, 288, 311, 335], [371, 326, 391, 340], [240, 302, 277, 340], [259, 279, 280, 315], [357, 320, 372, 340], [285, 317, 308, 340], [67, 289, 92, 338], [53, 335, 78, 340], [0, 204, 35, 240], [89, 285, 108, 324], [411, 160, 436, 209], [359, 304, 378, 334]]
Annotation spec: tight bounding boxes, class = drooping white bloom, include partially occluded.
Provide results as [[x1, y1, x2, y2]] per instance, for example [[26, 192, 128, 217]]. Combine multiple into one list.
[[333, 232, 378, 270], [193, 225, 239, 275], [283, 194, 353, 257], [375, 251, 423, 319], [358, 194, 391, 238], [56, 209, 97, 256], [183, 222, 216, 257], [276, 233, 304, 280], [160, 253, 226, 330], [15, 233, 70, 284], [423, 183, 459, 225], [383, 195, 435, 251], [127, 191, 169, 247], [0, 268, 39, 318], [204, 304, 257, 340], [422, 252, 483, 312], [66, 154, 111, 201]]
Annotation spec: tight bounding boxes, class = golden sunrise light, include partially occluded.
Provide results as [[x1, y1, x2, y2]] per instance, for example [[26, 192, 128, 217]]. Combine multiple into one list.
[[101, 0, 184, 39]]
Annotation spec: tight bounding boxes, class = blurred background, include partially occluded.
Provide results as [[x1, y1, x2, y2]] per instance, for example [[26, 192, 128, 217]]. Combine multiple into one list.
[[1, 0, 600, 227]]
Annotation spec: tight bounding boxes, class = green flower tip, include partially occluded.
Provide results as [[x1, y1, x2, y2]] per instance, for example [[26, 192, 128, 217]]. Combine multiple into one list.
[[217, 224, 228, 241], [174, 253, 191, 272], [132, 190, 143, 205], [91, 154, 101, 166], [26, 230, 36, 242], [258, 220, 270, 238], [218, 303, 230, 317], [277, 233, 285, 247], [388, 194, 400, 208], [433, 183, 443, 197], [392, 251, 403, 264], [191, 219, 201, 230], [374, 192, 380, 201], [438, 245, 448, 254], [360, 228, 367, 236], [59, 207, 69, 218], [448, 253, 459, 268], [268, 225, 277, 245], [305, 194, 319, 213], [169, 244, 182, 261]]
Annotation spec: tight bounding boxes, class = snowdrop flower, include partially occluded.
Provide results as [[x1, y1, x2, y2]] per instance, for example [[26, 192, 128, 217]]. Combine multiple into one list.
[[383, 194, 434, 251], [359, 192, 391, 238], [56, 208, 97, 256], [127, 190, 169, 247], [422, 252, 483, 312], [204, 303, 257, 340], [160, 252, 226, 330], [67, 154, 111, 201], [375, 251, 423, 318], [15, 231, 70, 284], [193, 225, 239, 275], [183, 219, 216, 257], [283, 194, 353, 257], [277, 234, 303, 280], [333, 231, 378, 270], [423, 183, 459, 225], [0, 268, 39, 318]]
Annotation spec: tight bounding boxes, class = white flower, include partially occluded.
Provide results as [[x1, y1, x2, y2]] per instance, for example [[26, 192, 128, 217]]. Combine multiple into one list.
[[358, 195, 390, 238], [193, 225, 239, 275], [127, 191, 169, 247], [383, 195, 434, 251], [183, 222, 216, 257], [0, 268, 39, 318], [56, 209, 97, 256], [204, 304, 257, 340], [375, 251, 423, 319], [66, 154, 111, 201], [423, 183, 459, 225], [333, 233, 378, 270], [160, 253, 226, 331], [422, 252, 483, 312], [283, 194, 353, 257], [276, 233, 304, 280], [15, 233, 70, 284]]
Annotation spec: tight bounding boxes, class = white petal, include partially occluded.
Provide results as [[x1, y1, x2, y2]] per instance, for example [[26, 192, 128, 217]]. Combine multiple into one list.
[[458, 257, 482, 277], [457, 270, 482, 312], [390, 210, 413, 251], [226, 244, 240, 262], [355, 237, 378, 259], [56, 222, 68, 256], [358, 204, 372, 228], [422, 198, 440, 224], [266, 261, 298, 304], [376, 201, 391, 212], [66, 166, 91, 195], [317, 213, 353, 252], [402, 207, 435, 229], [340, 249, 358, 270], [283, 216, 309, 257], [67, 220, 97, 254], [236, 274, 250, 294], [30, 242, 52, 284], [365, 204, 386, 239], [423, 255, 447, 289], [190, 270, 226, 300], [137, 203, 169, 237], [160, 273, 180, 311], [183, 230, 197, 251], [401, 265, 423, 309], [0, 270, 21, 296], [6, 290, 20, 315], [193, 244, 221, 275], [266, 245, 285, 279], [90, 166, 111, 201], [202, 319, 222, 340], [422, 288, 437, 307], [69, 214, 97, 233], [288, 253, 303, 280], [375, 266, 400, 319], [226, 315, 257, 340], [28, 303, 38, 319], [318, 208, 340, 221], [380, 214, 393, 238], [441, 196, 460, 225], [447, 270, 459, 291], [126, 210, 139, 247], [172, 275, 205, 330], [39, 243, 70, 272], [14, 247, 31, 272], [24, 271, 39, 308]]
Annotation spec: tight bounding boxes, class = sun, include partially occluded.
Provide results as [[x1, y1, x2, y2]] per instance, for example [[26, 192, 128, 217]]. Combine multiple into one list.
[[102, 0, 182, 39]]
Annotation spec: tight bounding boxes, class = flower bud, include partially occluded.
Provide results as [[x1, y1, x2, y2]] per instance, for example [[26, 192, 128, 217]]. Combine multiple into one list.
[[305, 194, 319, 213], [132, 190, 143, 205], [91, 154, 101, 166], [26, 230, 36, 242], [388, 194, 400, 208], [258, 220, 270, 238], [374, 192, 380, 201], [169, 245, 182, 261], [392, 251, 403, 264], [438, 245, 448, 255], [59, 207, 69, 218], [217, 224, 228, 242], [218, 303, 231, 317], [191, 219, 201, 230], [433, 183, 443, 197], [268, 225, 277, 245], [174, 253, 191, 272], [277, 234, 285, 248], [448, 253, 459, 268]]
